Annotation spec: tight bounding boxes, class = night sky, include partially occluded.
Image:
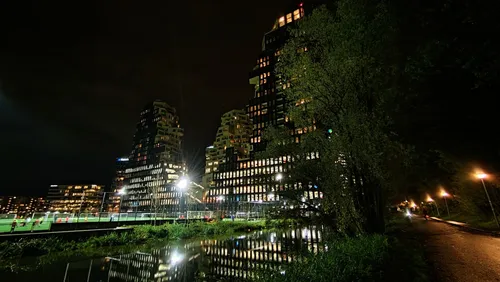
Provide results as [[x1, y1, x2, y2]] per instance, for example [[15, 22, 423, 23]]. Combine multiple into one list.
[[0, 0, 298, 196]]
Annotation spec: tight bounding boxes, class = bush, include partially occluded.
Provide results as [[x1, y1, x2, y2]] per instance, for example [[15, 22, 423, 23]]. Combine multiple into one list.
[[256, 235, 389, 282]]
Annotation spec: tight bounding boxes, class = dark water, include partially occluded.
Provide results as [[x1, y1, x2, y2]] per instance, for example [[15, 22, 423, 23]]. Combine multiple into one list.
[[3, 227, 323, 282]]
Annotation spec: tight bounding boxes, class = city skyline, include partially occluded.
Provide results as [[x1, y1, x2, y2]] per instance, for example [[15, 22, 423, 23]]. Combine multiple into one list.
[[0, 0, 304, 195]]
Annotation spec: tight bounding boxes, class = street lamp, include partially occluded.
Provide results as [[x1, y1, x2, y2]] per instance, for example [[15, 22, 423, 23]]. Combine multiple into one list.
[[410, 201, 417, 209], [78, 190, 86, 222], [176, 177, 190, 218], [427, 195, 440, 216], [440, 189, 450, 217], [475, 172, 500, 228], [117, 189, 126, 222], [101, 190, 125, 213], [177, 177, 189, 191]]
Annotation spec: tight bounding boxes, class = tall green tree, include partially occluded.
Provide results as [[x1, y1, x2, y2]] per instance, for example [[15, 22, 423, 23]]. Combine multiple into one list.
[[263, 0, 407, 234]]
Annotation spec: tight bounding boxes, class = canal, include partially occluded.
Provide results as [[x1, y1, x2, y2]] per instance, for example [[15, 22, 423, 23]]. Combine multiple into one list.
[[3, 227, 323, 281]]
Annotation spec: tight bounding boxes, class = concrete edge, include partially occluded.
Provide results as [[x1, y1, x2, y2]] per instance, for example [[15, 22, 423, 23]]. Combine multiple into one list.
[[430, 216, 500, 237]]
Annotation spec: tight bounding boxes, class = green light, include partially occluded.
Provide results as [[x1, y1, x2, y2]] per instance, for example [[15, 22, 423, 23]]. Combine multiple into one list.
[[327, 129, 333, 134]]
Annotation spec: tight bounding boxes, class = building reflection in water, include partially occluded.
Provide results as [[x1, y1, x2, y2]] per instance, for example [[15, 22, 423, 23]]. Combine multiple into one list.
[[103, 227, 323, 281]]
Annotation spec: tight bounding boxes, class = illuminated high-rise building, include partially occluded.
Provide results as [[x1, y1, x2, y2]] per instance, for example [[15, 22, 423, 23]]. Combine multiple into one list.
[[211, 3, 322, 210], [121, 100, 186, 213], [107, 157, 129, 212], [202, 110, 251, 196]]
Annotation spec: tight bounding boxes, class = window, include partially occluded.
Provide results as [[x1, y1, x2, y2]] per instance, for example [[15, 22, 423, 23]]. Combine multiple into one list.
[[279, 16, 285, 27], [286, 13, 292, 23], [293, 9, 300, 20]]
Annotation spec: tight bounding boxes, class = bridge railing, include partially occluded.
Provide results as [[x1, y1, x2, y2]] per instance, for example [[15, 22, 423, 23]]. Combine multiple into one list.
[[0, 211, 216, 233]]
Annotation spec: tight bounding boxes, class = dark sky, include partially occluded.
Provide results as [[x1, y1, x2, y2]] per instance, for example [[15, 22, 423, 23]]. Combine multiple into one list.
[[0, 0, 298, 196]]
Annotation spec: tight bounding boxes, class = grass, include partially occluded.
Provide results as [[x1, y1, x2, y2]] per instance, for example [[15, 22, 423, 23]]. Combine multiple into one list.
[[384, 216, 429, 282], [439, 213, 499, 231]]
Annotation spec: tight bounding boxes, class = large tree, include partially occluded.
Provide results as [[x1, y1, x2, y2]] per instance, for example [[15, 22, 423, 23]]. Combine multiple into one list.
[[263, 0, 407, 234]]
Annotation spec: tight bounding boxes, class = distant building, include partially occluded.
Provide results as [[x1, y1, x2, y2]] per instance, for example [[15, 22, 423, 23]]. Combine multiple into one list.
[[121, 100, 187, 213], [47, 184, 104, 213], [202, 110, 252, 197], [0, 196, 47, 215], [201, 146, 218, 191], [107, 157, 129, 212]]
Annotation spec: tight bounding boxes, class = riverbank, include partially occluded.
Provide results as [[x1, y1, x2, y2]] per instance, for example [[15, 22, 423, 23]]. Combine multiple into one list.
[[0, 220, 285, 271], [255, 216, 429, 282]]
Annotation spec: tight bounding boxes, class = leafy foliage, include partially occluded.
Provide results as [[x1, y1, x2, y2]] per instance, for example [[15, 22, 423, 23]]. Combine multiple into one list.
[[256, 234, 389, 282], [263, 0, 407, 234]]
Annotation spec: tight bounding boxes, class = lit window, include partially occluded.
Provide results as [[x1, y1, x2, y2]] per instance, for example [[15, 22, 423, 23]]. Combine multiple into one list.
[[293, 9, 300, 20], [279, 16, 285, 27], [286, 13, 292, 23]]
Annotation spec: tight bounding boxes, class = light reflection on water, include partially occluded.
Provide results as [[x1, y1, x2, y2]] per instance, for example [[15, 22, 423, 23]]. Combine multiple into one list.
[[4, 227, 323, 282]]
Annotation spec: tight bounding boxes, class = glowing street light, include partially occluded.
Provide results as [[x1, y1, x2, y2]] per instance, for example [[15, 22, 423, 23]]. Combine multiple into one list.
[[440, 189, 450, 217], [474, 171, 500, 228], [476, 173, 487, 179], [406, 210, 412, 217], [427, 195, 440, 216], [410, 201, 417, 209], [176, 177, 190, 217], [176, 177, 190, 191], [169, 251, 184, 266]]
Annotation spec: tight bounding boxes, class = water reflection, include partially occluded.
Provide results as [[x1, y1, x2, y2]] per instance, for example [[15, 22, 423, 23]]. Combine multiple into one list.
[[5, 227, 323, 282], [104, 227, 322, 281]]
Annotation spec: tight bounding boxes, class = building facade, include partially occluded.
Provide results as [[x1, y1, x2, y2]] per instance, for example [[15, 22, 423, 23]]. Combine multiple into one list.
[[121, 100, 187, 213], [47, 184, 104, 213], [107, 157, 129, 212], [0, 196, 47, 215], [209, 3, 322, 210], [202, 110, 252, 192]]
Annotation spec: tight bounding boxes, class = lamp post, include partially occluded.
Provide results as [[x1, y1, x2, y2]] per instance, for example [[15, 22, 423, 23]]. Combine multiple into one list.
[[427, 196, 440, 216], [117, 189, 126, 222], [77, 190, 86, 222], [440, 190, 450, 217], [217, 195, 225, 218], [100, 191, 113, 213], [176, 177, 189, 219], [475, 173, 500, 228], [276, 173, 283, 208]]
